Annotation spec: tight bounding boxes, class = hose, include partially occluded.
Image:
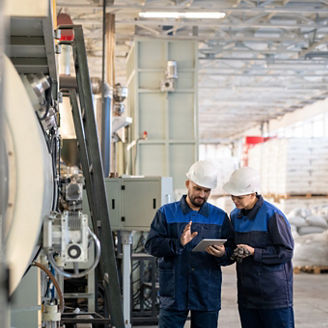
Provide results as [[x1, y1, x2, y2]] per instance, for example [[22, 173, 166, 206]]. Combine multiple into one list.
[[32, 262, 64, 314], [48, 227, 101, 279]]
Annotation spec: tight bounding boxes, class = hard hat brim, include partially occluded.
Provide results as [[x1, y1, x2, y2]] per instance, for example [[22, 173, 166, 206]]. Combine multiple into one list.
[[223, 182, 258, 196], [186, 174, 216, 189]]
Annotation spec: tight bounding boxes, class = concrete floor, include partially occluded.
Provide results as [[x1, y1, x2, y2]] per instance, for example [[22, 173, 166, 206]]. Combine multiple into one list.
[[139, 264, 328, 327]]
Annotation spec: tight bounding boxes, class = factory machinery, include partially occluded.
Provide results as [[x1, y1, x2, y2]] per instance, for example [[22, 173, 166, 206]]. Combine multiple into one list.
[[1, 1, 172, 327]]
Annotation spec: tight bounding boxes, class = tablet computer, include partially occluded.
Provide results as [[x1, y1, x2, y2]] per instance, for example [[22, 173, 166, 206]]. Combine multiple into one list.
[[192, 239, 227, 252]]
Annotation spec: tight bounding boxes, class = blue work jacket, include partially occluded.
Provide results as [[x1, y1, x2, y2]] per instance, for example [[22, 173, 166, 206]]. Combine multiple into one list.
[[145, 195, 233, 311], [231, 195, 294, 309]]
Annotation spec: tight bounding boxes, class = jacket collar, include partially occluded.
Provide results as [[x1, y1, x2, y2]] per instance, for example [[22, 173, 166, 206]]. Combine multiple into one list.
[[238, 194, 263, 220], [180, 195, 209, 217]]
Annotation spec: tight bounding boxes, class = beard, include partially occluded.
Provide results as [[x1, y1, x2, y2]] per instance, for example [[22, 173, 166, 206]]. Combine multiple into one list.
[[188, 193, 207, 208]]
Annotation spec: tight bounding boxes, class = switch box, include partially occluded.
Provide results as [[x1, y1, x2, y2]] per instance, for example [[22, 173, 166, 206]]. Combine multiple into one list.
[[83, 176, 173, 231]]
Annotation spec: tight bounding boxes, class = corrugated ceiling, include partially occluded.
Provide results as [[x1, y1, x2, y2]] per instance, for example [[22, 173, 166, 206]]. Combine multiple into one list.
[[56, 0, 328, 140]]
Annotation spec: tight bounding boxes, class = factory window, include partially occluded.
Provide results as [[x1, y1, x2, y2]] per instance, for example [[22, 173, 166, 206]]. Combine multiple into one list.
[[272, 112, 328, 138], [303, 121, 312, 137], [312, 115, 324, 137], [325, 113, 328, 136]]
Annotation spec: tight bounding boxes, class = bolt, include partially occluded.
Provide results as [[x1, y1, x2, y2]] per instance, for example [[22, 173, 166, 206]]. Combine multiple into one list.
[[55, 44, 62, 54], [54, 29, 61, 40], [104, 273, 109, 283], [58, 91, 63, 103]]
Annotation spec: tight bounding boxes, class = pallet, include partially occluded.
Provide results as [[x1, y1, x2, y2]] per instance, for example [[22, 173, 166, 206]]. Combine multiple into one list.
[[264, 193, 328, 202], [281, 194, 328, 199], [294, 266, 328, 274]]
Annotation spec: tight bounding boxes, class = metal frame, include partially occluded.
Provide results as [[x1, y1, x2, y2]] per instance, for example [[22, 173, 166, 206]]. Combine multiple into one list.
[[56, 0, 328, 141], [131, 254, 159, 326], [126, 38, 198, 189], [58, 24, 125, 328]]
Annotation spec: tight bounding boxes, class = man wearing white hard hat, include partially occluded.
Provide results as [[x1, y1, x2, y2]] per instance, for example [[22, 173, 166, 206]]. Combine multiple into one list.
[[145, 160, 234, 328], [223, 167, 294, 328]]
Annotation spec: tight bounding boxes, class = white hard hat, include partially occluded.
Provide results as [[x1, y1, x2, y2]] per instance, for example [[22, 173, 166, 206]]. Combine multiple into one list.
[[186, 160, 217, 189], [223, 167, 260, 196]]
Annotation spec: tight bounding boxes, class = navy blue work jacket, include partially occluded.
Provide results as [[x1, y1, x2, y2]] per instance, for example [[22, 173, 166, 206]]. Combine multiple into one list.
[[231, 195, 294, 309], [145, 195, 233, 311]]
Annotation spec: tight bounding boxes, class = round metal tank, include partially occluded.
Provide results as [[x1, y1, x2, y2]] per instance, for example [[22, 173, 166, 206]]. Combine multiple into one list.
[[3, 55, 54, 294]]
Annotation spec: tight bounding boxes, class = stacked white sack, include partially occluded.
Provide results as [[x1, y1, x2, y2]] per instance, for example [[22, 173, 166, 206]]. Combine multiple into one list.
[[266, 197, 327, 215], [288, 205, 328, 266], [293, 231, 328, 267], [288, 206, 328, 235]]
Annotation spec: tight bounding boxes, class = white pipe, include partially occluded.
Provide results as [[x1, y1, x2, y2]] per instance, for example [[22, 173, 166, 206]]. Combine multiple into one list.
[[121, 231, 132, 328]]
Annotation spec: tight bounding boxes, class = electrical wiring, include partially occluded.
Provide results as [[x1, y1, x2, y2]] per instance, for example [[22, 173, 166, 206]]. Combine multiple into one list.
[[32, 261, 64, 314], [131, 257, 160, 312], [34, 106, 61, 212], [38, 78, 54, 121], [133, 232, 146, 253]]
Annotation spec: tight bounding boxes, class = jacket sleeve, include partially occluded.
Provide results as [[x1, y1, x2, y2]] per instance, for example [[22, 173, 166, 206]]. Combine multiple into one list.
[[215, 214, 235, 266], [253, 212, 294, 265], [145, 208, 184, 258]]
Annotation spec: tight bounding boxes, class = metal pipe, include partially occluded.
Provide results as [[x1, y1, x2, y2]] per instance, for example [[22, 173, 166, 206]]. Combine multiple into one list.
[[101, 0, 112, 177], [100, 84, 112, 177], [121, 231, 132, 328], [60, 75, 102, 95]]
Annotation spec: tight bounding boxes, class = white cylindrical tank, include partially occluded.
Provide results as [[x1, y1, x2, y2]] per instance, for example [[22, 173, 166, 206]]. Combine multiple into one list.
[[4, 55, 54, 294]]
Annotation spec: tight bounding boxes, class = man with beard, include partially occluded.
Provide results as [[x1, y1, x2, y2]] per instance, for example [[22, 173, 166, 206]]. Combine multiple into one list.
[[145, 160, 234, 328]]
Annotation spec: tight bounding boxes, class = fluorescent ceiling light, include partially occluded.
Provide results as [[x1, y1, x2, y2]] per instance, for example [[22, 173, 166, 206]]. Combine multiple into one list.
[[139, 11, 226, 19], [183, 12, 226, 19]]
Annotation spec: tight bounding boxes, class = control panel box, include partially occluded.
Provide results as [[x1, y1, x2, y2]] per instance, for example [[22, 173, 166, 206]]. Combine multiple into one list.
[[83, 176, 173, 231]]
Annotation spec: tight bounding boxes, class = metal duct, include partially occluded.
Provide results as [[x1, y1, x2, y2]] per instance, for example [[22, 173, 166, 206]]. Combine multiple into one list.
[[60, 75, 113, 176]]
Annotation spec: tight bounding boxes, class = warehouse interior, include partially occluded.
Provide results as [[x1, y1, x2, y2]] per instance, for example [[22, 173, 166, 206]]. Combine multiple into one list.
[[1, 0, 328, 327]]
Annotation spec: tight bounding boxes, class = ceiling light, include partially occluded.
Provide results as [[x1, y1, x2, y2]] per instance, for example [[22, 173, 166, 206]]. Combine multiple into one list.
[[139, 11, 226, 19], [183, 12, 226, 19]]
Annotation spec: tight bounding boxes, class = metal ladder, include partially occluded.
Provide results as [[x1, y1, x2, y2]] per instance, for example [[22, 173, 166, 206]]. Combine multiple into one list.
[[59, 24, 125, 328]]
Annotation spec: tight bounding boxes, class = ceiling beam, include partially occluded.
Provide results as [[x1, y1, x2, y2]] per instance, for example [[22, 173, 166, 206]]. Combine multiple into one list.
[[73, 18, 328, 30], [198, 73, 328, 77], [299, 35, 328, 57], [198, 57, 328, 63], [108, 33, 307, 43], [198, 85, 328, 90], [57, 3, 328, 14]]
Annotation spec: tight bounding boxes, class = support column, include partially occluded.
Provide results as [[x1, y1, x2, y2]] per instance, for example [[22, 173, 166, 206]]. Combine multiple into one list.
[[121, 231, 132, 328]]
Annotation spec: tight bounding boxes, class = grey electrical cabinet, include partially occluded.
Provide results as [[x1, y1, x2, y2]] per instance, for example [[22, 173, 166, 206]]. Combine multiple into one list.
[[105, 176, 173, 231], [83, 176, 173, 231]]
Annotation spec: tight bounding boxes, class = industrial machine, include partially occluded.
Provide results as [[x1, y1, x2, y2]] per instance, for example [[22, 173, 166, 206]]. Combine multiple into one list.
[[84, 176, 173, 326], [2, 1, 120, 327], [2, 2, 174, 328]]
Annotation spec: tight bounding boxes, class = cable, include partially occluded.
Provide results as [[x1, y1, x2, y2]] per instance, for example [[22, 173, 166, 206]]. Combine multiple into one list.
[[32, 261, 64, 314]]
